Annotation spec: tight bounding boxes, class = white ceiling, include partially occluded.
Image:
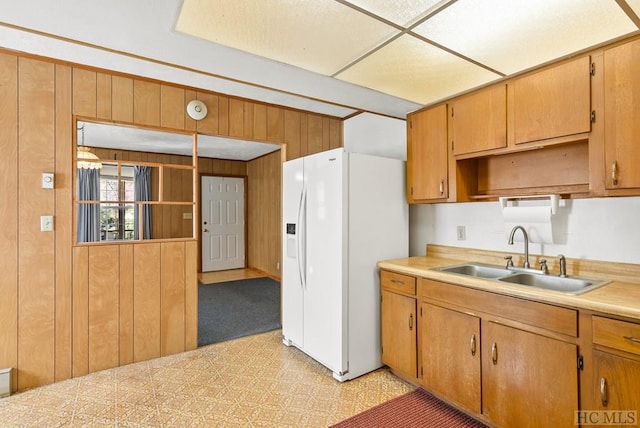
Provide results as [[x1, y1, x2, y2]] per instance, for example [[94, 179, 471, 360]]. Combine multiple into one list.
[[175, 0, 640, 105], [2, 1, 640, 159], [80, 121, 281, 162]]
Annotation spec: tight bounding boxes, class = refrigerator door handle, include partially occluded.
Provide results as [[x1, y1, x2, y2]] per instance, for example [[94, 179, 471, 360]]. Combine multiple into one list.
[[296, 185, 307, 289]]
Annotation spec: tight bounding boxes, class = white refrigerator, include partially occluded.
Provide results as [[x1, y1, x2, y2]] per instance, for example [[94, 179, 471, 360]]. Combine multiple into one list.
[[282, 148, 408, 381]]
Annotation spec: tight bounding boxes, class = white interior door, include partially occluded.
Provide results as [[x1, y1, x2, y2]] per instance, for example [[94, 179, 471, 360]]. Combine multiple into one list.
[[201, 176, 245, 272]]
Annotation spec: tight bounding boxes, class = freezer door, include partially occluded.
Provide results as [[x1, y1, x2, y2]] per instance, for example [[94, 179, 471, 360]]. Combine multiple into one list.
[[282, 157, 305, 348], [303, 149, 347, 375]]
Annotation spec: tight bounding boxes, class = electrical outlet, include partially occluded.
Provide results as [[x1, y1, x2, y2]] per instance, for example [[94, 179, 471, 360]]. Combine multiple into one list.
[[456, 225, 466, 241], [276, 262, 280, 270]]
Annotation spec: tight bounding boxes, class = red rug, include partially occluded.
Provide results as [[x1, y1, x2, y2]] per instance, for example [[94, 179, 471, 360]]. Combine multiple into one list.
[[331, 388, 488, 428]]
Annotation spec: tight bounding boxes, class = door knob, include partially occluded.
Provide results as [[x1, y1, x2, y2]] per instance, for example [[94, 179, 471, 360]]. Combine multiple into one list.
[[203, 229, 209, 233]]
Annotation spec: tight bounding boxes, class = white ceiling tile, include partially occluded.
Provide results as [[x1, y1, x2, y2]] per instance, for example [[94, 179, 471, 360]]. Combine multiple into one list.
[[412, 0, 638, 74], [198, 135, 280, 161], [344, 0, 448, 26], [335, 34, 501, 105], [628, 0, 640, 19], [81, 121, 280, 160], [176, 0, 399, 75]]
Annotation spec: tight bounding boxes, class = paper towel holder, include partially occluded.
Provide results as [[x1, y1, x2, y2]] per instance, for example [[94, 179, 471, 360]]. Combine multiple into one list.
[[499, 194, 560, 215]]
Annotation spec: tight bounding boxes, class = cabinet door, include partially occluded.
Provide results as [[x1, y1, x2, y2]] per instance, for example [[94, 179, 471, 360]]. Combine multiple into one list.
[[604, 38, 640, 189], [381, 289, 416, 379], [593, 350, 640, 415], [407, 105, 448, 201], [513, 56, 591, 144], [483, 322, 578, 427], [451, 84, 507, 156], [421, 303, 481, 414]]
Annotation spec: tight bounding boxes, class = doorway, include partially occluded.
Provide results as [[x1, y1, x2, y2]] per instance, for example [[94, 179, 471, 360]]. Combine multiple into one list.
[[201, 176, 246, 272]]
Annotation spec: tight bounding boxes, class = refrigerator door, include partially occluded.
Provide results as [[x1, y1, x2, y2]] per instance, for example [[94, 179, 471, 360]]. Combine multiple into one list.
[[303, 149, 347, 375], [282, 157, 305, 348]]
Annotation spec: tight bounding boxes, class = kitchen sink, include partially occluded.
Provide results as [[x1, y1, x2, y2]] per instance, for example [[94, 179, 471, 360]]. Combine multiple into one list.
[[436, 263, 515, 279], [498, 273, 610, 295], [434, 263, 610, 295]]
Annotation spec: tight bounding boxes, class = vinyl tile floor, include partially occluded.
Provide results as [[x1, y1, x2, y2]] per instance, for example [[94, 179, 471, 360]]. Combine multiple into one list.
[[0, 330, 414, 427]]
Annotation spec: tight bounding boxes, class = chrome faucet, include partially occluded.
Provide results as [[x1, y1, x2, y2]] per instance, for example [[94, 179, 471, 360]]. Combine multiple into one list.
[[508, 225, 530, 268], [558, 254, 567, 277]]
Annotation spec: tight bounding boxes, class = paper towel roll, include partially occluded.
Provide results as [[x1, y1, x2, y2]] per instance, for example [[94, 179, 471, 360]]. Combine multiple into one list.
[[503, 206, 553, 244]]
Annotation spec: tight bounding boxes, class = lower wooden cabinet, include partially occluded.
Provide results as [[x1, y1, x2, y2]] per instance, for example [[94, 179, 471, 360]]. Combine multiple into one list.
[[591, 315, 640, 421], [381, 289, 417, 379], [482, 322, 578, 427], [380, 270, 583, 427], [380, 271, 417, 380], [592, 350, 640, 415], [421, 302, 481, 414]]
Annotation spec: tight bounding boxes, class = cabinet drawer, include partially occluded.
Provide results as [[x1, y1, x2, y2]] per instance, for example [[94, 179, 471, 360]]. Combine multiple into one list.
[[593, 316, 640, 356], [381, 270, 416, 295]]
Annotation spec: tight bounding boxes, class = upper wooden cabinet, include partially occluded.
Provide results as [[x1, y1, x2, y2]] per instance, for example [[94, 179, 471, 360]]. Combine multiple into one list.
[[603, 38, 640, 190], [406, 35, 640, 202], [407, 105, 448, 202], [451, 85, 507, 156], [513, 56, 592, 145]]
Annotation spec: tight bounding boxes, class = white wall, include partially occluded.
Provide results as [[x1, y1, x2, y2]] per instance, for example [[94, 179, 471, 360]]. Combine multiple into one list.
[[343, 112, 406, 161], [410, 196, 640, 264]]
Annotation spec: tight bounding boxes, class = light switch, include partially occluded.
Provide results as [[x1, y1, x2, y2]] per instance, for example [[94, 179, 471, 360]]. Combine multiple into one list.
[[183, 212, 193, 220], [40, 215, 54, 232], [42, 173, 54, 189]]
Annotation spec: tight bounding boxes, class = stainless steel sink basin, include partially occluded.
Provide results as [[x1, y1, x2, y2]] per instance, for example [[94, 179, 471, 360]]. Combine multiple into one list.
[[497, 273, 610, 295], [434, 262, 610, 295], [436, 263, 515, 279]]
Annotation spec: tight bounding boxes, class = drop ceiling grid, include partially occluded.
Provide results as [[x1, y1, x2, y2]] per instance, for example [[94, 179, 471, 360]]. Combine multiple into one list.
[[176, 0, 401, 76], [342, 0, 449, 26], [411, 0, 638, 75], [627, 0, 640, 20], [336, 34, 502, 105], [175, 0, 640, 106]]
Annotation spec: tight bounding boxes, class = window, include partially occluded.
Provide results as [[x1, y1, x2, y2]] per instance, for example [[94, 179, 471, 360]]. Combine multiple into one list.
[[99, 165, 135, 241], [75, 120, 196, 244]]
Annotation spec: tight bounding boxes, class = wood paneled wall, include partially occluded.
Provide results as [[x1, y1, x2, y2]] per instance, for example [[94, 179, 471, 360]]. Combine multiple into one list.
[[0, 53, 19, 390], [0, 48, 342, 393], [72, 242, 196, 377], [247, 151, 284, 278]]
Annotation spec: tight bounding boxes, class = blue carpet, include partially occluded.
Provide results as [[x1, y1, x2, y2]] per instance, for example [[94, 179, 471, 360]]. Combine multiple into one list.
[[198, 277, 281, 347]]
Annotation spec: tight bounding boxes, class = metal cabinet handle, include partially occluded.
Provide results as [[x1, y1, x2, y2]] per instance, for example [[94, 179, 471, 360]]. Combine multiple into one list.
[[491, 342, 498, 365], [612, 161, 618, 186], [470, 334, 476, 356], [390, 279, 405, 286], [600, 377, 608, 407], [409, 314, 413, 330], [624, 335, 640, 344], [439, 180, 444, 194]]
